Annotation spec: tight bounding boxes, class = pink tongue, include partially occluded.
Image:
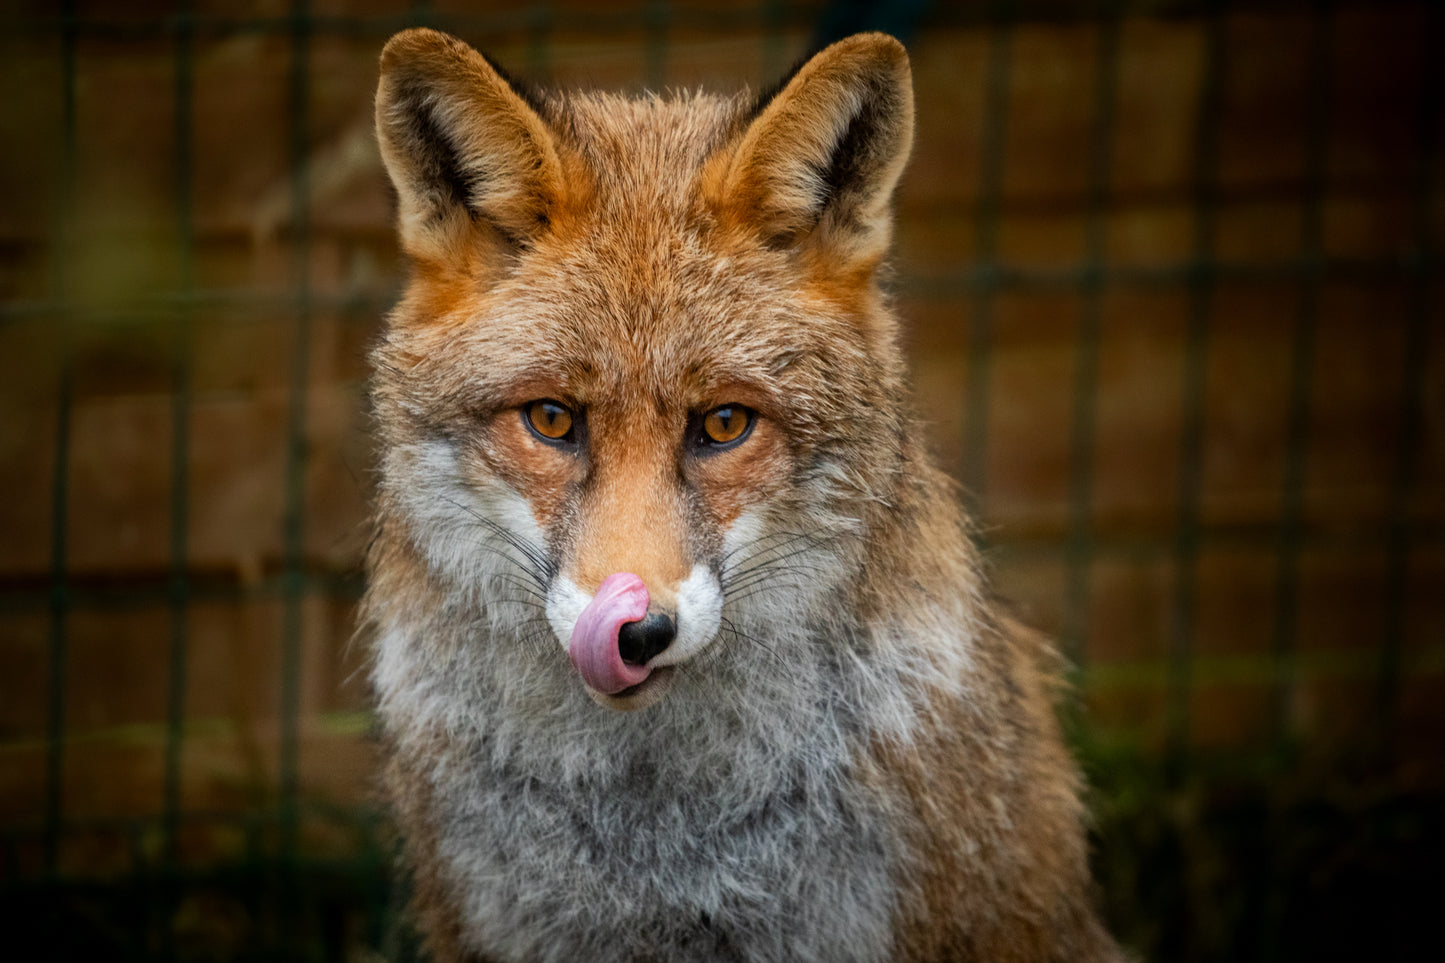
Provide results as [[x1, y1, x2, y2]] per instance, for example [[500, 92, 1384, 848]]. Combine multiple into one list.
[[568, 572, 652, 695]]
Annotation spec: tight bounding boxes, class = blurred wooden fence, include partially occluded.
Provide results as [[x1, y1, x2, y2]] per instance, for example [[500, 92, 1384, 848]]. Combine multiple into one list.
[[0, 1, 1441, 959]]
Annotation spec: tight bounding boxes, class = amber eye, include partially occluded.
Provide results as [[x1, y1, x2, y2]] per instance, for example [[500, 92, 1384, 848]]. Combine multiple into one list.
[[701, 405, 753, 447], [524, 400, 575, 442]]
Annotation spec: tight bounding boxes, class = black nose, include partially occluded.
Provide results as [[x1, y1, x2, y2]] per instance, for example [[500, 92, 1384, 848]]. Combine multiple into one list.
[[616, 612, 676, 666]]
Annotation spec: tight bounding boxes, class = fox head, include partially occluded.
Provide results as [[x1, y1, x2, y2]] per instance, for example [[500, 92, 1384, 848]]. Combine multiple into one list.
[[371, 29, 918, 712]]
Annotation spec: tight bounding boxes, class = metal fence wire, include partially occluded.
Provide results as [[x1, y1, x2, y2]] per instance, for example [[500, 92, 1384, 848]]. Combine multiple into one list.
[[0, 1, 1441, 961]]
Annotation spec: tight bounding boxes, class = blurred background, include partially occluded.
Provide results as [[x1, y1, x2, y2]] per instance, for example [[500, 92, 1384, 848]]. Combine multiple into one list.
[[1, 0, 1441, 960]]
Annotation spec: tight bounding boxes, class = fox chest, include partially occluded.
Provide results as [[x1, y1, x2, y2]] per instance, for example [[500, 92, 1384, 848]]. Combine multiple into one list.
[[421, 744, 903, 963]]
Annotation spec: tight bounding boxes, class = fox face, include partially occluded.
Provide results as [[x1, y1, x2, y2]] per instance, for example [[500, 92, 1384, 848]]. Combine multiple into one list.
[[372, 29, 915, 713], [386, 265, 814, 712]]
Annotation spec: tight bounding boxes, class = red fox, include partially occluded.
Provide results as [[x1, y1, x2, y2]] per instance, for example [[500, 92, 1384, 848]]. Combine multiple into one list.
[[365, 27, 1124, 963]]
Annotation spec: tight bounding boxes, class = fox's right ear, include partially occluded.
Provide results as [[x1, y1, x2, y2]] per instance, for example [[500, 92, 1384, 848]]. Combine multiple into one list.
[[375, 29, 563, 261]]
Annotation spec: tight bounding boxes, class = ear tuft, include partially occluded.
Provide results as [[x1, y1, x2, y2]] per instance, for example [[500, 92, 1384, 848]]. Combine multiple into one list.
[[714, 33, 913, 264], [375, 29, 564, 260]]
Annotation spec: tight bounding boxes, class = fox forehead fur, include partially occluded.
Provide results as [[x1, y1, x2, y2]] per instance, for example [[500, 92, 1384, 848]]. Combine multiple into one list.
[[365, 26, 1123, 963]]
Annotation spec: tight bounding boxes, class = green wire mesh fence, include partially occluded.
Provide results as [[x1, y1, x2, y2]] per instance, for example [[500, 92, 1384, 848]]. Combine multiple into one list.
[[0, 1, 1441, 960]]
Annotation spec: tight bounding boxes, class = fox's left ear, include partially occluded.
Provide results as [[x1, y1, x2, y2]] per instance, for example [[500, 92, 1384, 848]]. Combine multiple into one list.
[[709, 32, 913, 268]]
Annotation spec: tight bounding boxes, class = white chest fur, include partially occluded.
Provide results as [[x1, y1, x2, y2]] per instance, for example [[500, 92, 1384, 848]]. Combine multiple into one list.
[[375, 616, 909, 963]]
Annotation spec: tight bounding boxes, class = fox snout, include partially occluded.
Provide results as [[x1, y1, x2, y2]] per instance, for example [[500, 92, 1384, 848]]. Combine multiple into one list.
[[549, 565, 724, 709], [616, 612, 677, 666], [566, 572, 657, 695]]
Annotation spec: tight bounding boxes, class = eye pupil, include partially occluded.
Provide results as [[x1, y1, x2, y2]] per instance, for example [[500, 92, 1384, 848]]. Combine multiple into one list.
[[703, 405, 750, 445], [526, 400, 574, 441]]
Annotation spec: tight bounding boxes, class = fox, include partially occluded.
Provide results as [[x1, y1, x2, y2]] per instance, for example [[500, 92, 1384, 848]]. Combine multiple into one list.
[[364, 25, 1124, 963]]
